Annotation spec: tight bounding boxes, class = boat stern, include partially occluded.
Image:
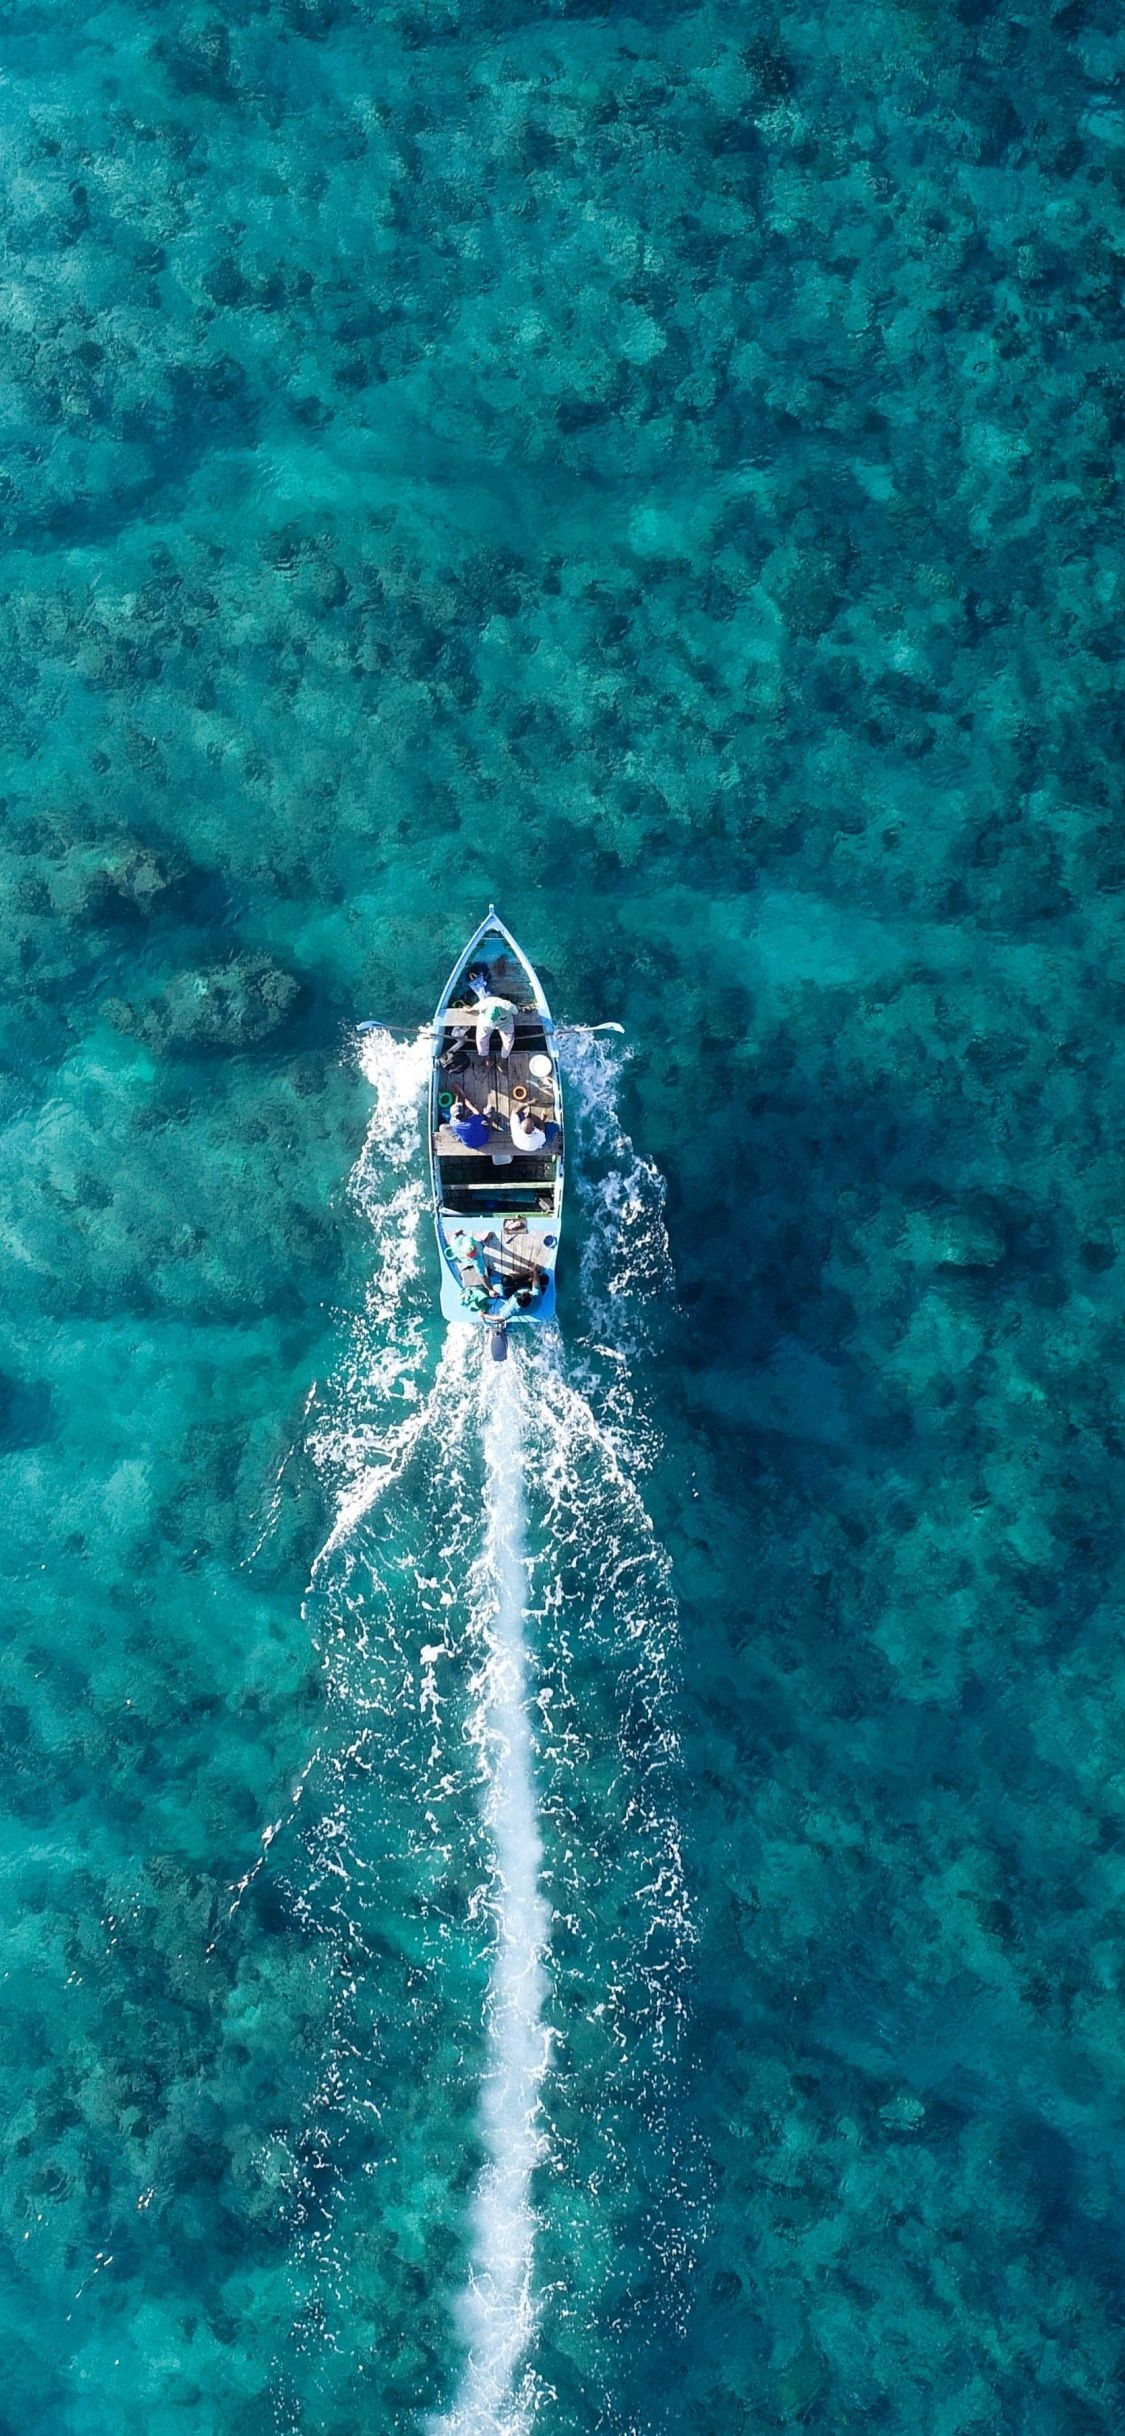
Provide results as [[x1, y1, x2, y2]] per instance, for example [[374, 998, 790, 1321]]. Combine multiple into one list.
[[436, 1208, 559, 1327]]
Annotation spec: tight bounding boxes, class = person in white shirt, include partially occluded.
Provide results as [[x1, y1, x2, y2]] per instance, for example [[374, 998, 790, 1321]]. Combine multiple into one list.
[[469, 973, 517, 1057], [510, 1104, 546, 1152]]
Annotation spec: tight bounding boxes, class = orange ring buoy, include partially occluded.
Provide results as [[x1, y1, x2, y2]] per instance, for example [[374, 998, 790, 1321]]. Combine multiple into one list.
[[511, 1083, 528, 1104]]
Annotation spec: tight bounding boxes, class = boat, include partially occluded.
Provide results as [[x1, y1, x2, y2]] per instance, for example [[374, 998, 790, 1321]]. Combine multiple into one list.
[[429, 910, 563, 1356]]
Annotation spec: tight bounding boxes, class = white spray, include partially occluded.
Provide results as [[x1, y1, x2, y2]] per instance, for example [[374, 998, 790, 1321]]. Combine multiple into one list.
[[310, 1024, 436, 1559], [432, 1347, 550, 2436], [282, 1025, 687, 2431]]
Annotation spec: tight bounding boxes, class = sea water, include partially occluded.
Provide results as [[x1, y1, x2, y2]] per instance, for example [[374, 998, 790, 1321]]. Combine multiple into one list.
[[429, 1349, 547, 2436], [281, 1033, 688, 2436], [2, 0, 1124, 2429]]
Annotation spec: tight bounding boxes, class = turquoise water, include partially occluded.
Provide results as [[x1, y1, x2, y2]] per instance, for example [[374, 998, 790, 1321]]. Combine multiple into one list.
[[3, 0, 1124, 2427]]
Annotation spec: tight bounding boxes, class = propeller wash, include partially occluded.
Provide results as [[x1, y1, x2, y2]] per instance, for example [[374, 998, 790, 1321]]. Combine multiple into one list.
[[273, 1024, 693, 2436]]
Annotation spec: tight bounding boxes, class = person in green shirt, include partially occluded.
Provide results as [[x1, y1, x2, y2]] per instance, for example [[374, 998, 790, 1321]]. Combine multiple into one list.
[[468, 970, 517, 1057], [474, 992, 516, 1057]]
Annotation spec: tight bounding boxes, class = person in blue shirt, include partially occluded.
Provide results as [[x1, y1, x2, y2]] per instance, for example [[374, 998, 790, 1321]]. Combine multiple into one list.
[[490, 1275, 545, 1323], [449, 1097, 491, 1149]]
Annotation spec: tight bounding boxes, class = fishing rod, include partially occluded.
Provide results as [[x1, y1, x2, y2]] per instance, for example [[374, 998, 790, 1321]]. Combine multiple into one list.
[[356, 1018, 625, 1037]]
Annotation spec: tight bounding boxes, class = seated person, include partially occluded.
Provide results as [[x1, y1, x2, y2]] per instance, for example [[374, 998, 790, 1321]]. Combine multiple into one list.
[[439, 1029, 473, 1079], [491, 1288, 526, 1323], [449, 1097, 491, 1150], [453, 1231, 496, 1307], [510, 1103, 547, 1152]]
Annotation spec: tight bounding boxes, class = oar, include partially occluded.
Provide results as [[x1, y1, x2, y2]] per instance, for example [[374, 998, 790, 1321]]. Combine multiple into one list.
[[358, 1017, 626, 1036], [554, 1021, 625, 1037]]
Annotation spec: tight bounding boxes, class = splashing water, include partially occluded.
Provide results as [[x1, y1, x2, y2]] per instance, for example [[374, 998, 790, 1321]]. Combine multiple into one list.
[[276, 1021, 691, 2436], [432, 1349, 550, 2436], [310, 1024, 435, 1527], [559, 1028, 674, 1344]]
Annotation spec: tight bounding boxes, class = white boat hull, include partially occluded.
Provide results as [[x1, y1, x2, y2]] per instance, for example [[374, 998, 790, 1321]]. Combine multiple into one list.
[[428, 910, 564, 1330]]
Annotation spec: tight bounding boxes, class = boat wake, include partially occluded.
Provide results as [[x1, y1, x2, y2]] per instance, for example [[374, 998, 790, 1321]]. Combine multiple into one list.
[[310, 1022, 435, 1547], [430, 1351, 549, 2436], [277, 1024, 690, 2436]]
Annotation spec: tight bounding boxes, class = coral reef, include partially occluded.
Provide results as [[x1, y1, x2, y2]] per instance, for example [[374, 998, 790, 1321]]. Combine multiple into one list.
[[0, 0, 1122, 2426]]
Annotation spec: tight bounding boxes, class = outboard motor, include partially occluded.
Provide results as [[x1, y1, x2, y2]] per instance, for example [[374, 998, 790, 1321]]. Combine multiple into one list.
[[489, 1322, 508, 1363]]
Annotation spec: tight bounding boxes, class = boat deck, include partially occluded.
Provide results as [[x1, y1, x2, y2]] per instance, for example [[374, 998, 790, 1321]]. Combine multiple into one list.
[[446, 1214, 557, 1289], [433, 1032, 561, 1160], [430, 912, 562, 1326]]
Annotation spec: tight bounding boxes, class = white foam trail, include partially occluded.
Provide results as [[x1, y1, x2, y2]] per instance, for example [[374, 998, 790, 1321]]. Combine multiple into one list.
[[525, 1335, 691, 2046], [559, 1028, 674, 1338], [312, 1328, 470, 1574], [432, 1349, 550, 2436], [276, 1016, 692, 2420], [286, 1325, 483, 2380], [309, 1025, 433, 1544]]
